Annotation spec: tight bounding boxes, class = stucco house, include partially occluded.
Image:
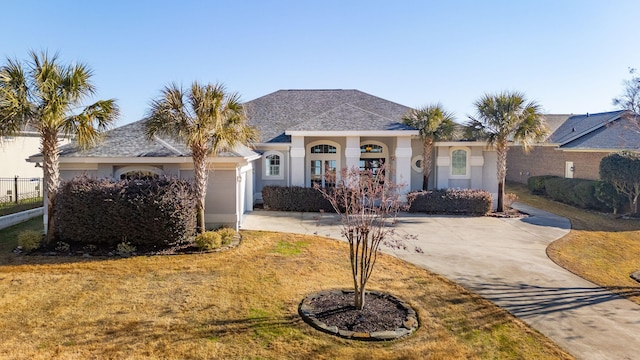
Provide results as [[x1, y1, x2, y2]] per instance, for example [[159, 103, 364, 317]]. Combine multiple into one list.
[[28, 89, 499, 229], [507, 110, 640, 184]]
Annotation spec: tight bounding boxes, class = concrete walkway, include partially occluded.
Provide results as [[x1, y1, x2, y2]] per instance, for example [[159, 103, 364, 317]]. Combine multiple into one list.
[[241, 204, 640, 360]]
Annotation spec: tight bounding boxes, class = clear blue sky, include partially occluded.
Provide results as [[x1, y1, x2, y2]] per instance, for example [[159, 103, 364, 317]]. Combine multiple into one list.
[[3, 0, 640, 126]]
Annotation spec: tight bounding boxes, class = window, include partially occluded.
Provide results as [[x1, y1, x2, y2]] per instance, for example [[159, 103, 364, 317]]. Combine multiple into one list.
[[310, 144, 337, 154], [450, 148, 468, 177], [114, 165, 163, 180], [308, 141, 340, 188], [359, 141, 388, 178], [360, 143, 384, 154], [263, 151, 284, 179], [411, 155, 424, 173]]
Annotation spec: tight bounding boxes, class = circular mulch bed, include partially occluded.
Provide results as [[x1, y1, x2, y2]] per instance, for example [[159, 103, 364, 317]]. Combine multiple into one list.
[[298, 289, 419, 341]]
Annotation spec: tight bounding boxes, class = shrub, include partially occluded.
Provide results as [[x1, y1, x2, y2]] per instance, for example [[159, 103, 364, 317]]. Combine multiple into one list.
[[407, 189, 493, 215], [54, 175, 197, 247], [55, 241, 70, 253], [544, 177, 608, 211], [504, 193, 518, 209], [116, 241, 136, 256], [527, 175, 559, 195], [17, 230, 42, 251], [216, 227, 236, 246], [262, 186, 333, 212], [195, 231, 222, 250], [595, 181, 625, 214], [600, 151, 640, 214]]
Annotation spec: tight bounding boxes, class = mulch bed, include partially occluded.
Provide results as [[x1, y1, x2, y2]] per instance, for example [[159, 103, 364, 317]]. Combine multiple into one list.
[[299, 290, 419, 340], [308, 292, 405, 333]]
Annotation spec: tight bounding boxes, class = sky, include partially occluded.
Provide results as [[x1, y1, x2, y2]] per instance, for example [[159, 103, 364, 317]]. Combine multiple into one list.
[[3, 0, 640, 126]]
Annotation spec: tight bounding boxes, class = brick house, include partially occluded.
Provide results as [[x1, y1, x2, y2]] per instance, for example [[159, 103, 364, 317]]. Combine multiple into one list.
[[507, 110, 640, 184]]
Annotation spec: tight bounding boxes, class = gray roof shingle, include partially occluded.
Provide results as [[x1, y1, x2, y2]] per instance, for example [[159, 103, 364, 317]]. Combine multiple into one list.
[[56, 120, 257, 159], [243, 89, 413, 143], [541, 110, 640, 150]]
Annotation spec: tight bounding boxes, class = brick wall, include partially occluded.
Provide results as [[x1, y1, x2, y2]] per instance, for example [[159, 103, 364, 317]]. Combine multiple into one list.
[[506, 146, 611, 184]]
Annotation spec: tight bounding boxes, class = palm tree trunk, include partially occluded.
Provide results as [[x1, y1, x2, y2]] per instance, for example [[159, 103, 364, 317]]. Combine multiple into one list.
[[42, 128, 60, 242], [192, 145, 209, 234], [496, 141, 508, 212], [422, 138, 434, 191]]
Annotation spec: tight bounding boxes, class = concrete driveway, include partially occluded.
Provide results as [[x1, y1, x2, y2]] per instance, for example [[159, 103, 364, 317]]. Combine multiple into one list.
[[241, 204, 640, 360]]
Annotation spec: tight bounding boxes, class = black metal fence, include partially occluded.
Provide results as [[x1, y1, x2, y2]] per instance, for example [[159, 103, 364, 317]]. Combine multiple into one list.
[[0, 177, 44, 205]]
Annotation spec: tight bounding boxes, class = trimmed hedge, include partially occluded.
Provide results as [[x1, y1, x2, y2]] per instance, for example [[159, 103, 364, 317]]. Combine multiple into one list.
[[542, 177, 609, 211], [407, 189, 493, 215], [527, 175, 560, 195], [54, 176, 197, 247], [262, 186, 334, 212], [262, 186, 333, 212]]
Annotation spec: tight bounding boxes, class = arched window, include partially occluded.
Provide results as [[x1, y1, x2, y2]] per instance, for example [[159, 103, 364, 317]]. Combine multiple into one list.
[[114, 165, 163, 180], [263, 151, 284, 180], [450, 148, 469, 177], [307, 141, 340, 188]]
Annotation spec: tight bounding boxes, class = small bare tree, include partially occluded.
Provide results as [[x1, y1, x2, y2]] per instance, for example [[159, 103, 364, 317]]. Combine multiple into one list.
[[316, 165, 409, 310]]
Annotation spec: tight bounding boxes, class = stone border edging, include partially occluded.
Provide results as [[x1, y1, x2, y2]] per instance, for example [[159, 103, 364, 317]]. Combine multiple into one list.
[[298, 289, 419, 341]]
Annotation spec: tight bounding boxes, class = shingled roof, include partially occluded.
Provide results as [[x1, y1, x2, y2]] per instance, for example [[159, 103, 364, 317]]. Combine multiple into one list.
[[546, 110, 640, 150], [49, 120, 256, 159], [243, 89, 414, 143]]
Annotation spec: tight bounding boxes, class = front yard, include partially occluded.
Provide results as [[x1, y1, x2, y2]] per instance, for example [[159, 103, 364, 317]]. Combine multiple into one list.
[[0, 221, 571, 359], [507, 182, 640, 304]]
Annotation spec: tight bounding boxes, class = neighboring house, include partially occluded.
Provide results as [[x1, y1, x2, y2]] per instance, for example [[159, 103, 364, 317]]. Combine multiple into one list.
[[0, 126, 71, 179], [507, 110, 640, 183], [28, 89, 499, 229]]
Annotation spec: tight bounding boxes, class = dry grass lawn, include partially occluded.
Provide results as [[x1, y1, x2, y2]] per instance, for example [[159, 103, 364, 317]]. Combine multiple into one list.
[[507, 182, 640, 304], [0, 224, 572, 359]]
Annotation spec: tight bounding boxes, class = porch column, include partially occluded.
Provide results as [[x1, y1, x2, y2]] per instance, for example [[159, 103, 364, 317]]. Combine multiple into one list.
[[345, 136, 360, 170], [395, 136, 412, 193], [290, 136, 305, 187]]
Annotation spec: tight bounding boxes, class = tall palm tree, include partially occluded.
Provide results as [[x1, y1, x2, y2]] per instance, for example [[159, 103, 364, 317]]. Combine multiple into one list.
[[466, 91, 548, 212], [145, 82, 256, 234], [402, 103, 456, 190], [0, 51, 119, 239]]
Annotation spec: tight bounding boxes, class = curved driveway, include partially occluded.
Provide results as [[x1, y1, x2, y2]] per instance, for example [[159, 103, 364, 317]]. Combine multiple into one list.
[[241, 204, 640, 359]]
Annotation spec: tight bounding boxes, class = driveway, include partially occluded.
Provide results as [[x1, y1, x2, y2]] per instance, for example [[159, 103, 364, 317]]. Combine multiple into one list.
[[241, 204, 640, 360]]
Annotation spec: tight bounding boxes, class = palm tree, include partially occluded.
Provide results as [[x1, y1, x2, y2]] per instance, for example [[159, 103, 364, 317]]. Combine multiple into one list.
[[0, 51, 119, 239], [145, 82, 256, 234], [402, 103, 456, 190], [466, 91, 548, 212]]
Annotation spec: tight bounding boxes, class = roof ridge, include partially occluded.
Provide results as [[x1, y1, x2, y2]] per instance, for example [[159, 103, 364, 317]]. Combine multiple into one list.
[[558, 110, 627, 146], [344, 102, 397, 123]]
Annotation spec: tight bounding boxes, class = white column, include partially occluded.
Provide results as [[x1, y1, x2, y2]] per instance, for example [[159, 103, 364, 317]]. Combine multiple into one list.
[[344, 136, 360, 171], [395, 136, 412, 193], [290, 136, 305, 186]]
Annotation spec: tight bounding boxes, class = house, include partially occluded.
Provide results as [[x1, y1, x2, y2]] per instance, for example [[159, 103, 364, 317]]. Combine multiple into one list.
[[507, 110, 640, 184], [28, 89, 499, 229], [245, 90, 497, 205]]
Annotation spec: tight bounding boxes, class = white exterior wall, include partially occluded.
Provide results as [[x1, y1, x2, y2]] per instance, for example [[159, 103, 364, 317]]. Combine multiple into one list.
[[0, 134, 70, 178]]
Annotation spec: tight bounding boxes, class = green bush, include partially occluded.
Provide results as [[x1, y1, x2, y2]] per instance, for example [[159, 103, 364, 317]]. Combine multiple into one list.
[[195, 231, 222, 250], [595, 181, 625, 214], [216, 227, 236, 246], [262, 186, 333, 212], [54, 176, 197, 247], [527, 175, 560, 195], [544, 177, 608, 211], [17, 230, 42, 251], [407, 189, 493, 215]]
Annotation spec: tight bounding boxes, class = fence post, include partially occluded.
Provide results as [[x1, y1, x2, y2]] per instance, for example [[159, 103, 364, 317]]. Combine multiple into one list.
[[14, 176, 18, 204]]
